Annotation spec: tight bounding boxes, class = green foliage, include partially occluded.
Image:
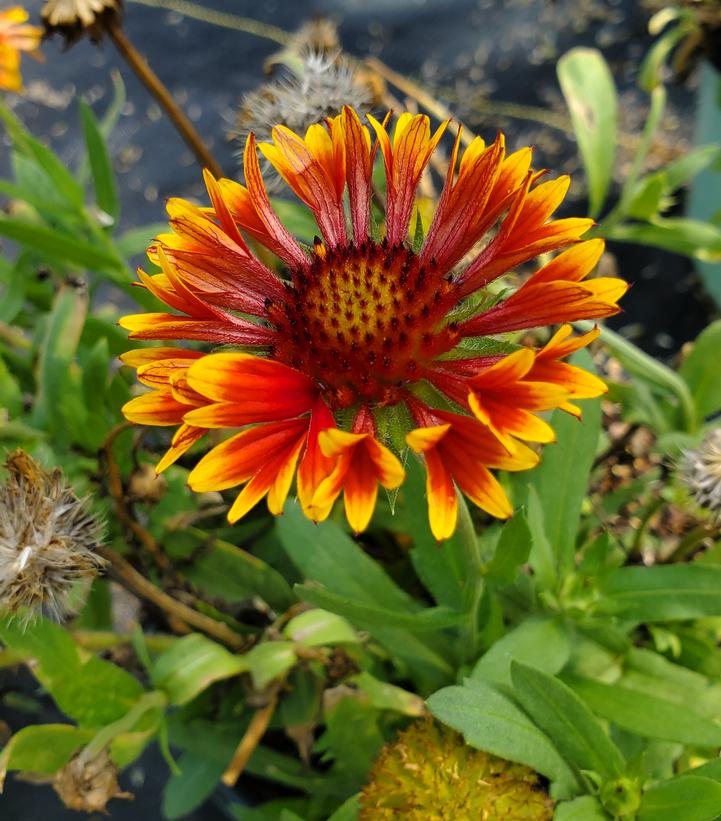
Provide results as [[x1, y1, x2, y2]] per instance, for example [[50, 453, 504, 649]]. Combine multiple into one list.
[[1, 26, 721, 821], [557, 48, 617, 217]]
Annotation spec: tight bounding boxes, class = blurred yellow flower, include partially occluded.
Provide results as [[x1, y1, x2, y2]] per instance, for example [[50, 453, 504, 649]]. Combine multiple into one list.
[[0, 6, 42, 92]]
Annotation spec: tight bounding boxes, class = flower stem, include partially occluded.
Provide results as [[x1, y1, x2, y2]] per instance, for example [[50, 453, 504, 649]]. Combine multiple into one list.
[[107, 22, 223, 179], [221, 689, 280, 786], [97, 543, 248, 650], [81, 690, 168, 762]]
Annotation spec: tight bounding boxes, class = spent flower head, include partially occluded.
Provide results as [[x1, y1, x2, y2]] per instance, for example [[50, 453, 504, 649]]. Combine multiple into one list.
[[0, 450, 106, 620], [41, 0, 122, 45], [119, 106, 626, 539], [360, 719, 553, 819], [53, 748, 132, 813], [0, 6, 43, 92], [680, 428, 721, 524]]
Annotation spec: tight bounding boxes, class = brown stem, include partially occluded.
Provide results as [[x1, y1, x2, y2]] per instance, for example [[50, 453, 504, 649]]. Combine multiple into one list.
[[101, 422, 171, 573], [221, 690, 279, 786], [365, 56, 476, 146], [108, 22, 223, 179], [97, 544, 247, 650]]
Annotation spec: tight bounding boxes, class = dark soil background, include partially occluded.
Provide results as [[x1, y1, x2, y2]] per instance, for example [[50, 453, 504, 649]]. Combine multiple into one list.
[[0, 1, 718, 818]]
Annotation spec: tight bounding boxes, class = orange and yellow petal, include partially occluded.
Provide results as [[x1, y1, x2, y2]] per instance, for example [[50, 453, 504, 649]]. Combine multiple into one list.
[[313, 429, 405, 533]]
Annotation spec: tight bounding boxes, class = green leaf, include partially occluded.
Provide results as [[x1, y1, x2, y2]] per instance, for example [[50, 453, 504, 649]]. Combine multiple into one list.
[[243, 642, 297, 689], [638, 776, 721, 821], [277, 501, 453, 690], [0, 616, 144, 727], [485, 511, 532, 584], [151, 633, 246, 706], [0, 724, 93, 790], [510, 662, 625, 782], [554, 796, 609, 820], [0, 218, 126, 275], [115, 222, 168, 257], [639, 22, 687, 91], [597, 564, 721, 621], [180, 531, 293, 612], [162, 752, 225, 820], [80, 100, 119, 222], [604, 217, 721, 261], [349, 672, 425, 716], [427, 680, 580, 796], [471, 618, 571, 686], [0, 104, 84, 210], [318, 697, 385, 794], [557, 48, 617, 217], [271, 198, 319, 243], [525, 485, 556, 590], [33, 287, 87, 442], [327, 795, 361, 821], [283, 609, 359, 647], [295, 584, 462, 631], [514, 359, 601, 580], [679, 320, 721, 420], [564, 674, 721, 746], [661, 145, 721, 193], [404, 455, 470, 610]]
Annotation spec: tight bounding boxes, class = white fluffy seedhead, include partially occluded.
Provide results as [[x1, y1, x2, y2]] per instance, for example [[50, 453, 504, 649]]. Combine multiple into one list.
[[680, 428, 721, 524], [235, 52, 374, 190], [0, 450, 106, 621]]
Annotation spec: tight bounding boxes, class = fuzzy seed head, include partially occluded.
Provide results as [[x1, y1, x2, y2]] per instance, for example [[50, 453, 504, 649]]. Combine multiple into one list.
[[235, 52, 374, 190], [360, 720, 553, 820], [0, 450, 106, 620], [680, 428, 721, 524]]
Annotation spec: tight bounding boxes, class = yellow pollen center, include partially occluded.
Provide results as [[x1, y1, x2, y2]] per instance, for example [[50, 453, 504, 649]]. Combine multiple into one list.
[[269, 241, 459, 408]]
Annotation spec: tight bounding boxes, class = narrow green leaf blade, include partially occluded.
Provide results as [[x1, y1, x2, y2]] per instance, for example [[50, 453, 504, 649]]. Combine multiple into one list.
[[557, 48, 617, 216], [597, 564, 721, 621], [80, 99, 119, 221], [564, 674, 721, 746], [510, 662, 625, 781]]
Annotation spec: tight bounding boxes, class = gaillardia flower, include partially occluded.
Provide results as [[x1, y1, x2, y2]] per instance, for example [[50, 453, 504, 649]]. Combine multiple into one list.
[[0, 6, 42, 92], [120, 107, 626, 539]]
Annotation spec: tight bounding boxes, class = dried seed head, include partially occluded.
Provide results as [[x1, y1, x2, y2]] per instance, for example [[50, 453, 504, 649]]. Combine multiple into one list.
[[360, 719, 553, 819], [0, 450, 106, 620], [235, 52, 375, 191], [680, 428, 721, 524], [53, 748, 133, 813], [41, 0, 122, 46]]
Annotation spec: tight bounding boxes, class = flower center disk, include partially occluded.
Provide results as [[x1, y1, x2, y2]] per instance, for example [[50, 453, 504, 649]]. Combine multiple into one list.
[[269, 241, 458, 408]]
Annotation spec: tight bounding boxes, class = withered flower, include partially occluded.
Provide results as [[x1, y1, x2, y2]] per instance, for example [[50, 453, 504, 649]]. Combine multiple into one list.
[[53, 748, 132, 813], [41, 0, 122, 45], [0, 450, 106, 620], [680, 428, 721, 524], [235, 51, 376, 191]]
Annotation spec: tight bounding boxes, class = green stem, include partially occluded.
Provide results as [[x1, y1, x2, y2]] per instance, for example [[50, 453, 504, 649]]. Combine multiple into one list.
[[575, 320, 696, 432], [629, 495, 664, 558], [597, 85, 667, 232], [81, 690, 168, 762], [665, 522, 716, 563], [456, 493, 484, 661]]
